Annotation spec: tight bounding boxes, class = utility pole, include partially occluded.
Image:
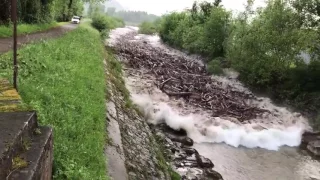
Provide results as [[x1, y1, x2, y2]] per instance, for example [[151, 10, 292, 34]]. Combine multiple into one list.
[[12, 0, 18, 90]]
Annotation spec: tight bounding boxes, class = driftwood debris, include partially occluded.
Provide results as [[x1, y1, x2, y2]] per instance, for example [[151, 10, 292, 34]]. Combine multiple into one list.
[[113, 35, 269, 121]]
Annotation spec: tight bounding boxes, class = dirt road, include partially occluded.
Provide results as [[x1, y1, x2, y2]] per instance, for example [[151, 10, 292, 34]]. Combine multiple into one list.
[[0, 23, 77, 54]]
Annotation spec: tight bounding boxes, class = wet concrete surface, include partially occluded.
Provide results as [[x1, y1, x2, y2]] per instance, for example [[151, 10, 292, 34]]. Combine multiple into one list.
[[0, 23, 77, 54]]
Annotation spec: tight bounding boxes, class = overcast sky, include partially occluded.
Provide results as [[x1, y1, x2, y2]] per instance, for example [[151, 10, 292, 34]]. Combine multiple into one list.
[[116, 0, 266, 15]]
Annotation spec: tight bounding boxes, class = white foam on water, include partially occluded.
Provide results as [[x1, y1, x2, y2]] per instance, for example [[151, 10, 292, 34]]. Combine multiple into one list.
[[132, 94, 304, 151]]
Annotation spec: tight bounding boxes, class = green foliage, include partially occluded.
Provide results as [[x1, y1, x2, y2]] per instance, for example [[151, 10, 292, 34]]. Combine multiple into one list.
[[91, 13, 124, 36], [207, 59, 224, 75], [0, 0, 106, 24], [0, 23, 107, 179], [159, 4, 230, 58], [53, 0, 85, 22], [0, 0, 55, 24], [226, 0, 320, 124], [159, 12, 188, 47], [138, 21, 158, 35], [88, 3, 106, 17], [227, 0, 315, 87], [158, 0, 320, 129], [92, 14, 111, 32]]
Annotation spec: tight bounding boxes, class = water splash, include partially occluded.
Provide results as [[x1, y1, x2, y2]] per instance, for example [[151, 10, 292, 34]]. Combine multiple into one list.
[[132, 94, 304, 151]]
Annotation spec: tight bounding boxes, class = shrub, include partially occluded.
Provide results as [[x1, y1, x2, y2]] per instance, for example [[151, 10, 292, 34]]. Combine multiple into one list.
[[91, 14, 110, 32], [158, 5, 230, 58], [138, 21, 157, 35], [92, 13, 125, 33], [159, 12, 188, 46]]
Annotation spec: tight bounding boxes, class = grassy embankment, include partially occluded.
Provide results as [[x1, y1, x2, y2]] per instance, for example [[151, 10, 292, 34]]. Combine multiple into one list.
[[0, 23, 107, 179], [0, 22, 69, 38]]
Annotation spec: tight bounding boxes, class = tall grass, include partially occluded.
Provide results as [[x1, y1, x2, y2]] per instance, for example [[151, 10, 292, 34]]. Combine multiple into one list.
[[0, 23, 107, 179], [0, 22, 68, 38]]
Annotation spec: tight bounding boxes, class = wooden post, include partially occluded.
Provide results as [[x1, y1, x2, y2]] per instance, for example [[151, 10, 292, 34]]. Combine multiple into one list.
[[12, 0, 18, 90]]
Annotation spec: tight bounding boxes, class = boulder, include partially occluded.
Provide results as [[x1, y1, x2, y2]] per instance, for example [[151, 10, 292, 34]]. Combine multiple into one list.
[[301, 131, 320, 149], [307, 140, 320, 156], [166, 133, 194, 146], [196, 155, 214, 169], [204, 169, 224, 180]]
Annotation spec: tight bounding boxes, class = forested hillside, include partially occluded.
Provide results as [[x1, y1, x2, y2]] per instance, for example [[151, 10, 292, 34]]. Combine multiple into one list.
[[107, 9, 159, 24], [0, 0, 103, 24]]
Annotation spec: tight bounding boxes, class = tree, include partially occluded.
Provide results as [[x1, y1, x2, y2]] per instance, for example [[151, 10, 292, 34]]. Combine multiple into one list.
[[291, 0, 320, 28], [107, 7, 116, 16]]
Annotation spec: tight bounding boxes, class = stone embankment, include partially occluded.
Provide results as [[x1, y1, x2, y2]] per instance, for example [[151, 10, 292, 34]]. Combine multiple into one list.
[[105, 57, 172, 180]]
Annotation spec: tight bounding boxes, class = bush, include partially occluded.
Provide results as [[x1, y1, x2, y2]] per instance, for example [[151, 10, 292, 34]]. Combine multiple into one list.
[[158, 4, 230, 58], [92, 14, 125, 33], [207, 59, 224, 75], [159, 12, 188, 46], [138, 21, 157, 35], [91, 14, 110, 32]]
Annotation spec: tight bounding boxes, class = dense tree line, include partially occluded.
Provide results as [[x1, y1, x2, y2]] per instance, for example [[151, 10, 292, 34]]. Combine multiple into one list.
[[0, 0, 104, 25], [106, 8, 159, 24], [158, 0, 320, 127]]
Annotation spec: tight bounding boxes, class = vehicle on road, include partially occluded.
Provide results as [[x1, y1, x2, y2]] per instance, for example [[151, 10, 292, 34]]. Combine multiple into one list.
[[71, 16, 80, 24]]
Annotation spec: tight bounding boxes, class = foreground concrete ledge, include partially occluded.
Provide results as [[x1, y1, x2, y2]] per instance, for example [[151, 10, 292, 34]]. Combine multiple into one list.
[[0, 79, 53, 180], [106, 101, 128, 180]]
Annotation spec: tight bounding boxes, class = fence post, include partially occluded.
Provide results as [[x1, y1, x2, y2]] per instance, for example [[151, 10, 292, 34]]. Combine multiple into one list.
[[12, 0, 18, 91]]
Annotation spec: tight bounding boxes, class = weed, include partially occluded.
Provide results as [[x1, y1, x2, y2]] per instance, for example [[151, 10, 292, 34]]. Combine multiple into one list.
[[34, 128, 42, 135], [22, 138, 31, 151], [12, 156, 28, 169]]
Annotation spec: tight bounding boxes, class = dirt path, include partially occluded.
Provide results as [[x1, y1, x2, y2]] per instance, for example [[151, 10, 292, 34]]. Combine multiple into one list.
[[0, 23, 78, 54]]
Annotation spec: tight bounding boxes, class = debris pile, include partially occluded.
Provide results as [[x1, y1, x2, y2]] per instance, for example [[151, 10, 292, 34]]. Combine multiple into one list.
[[113, 35, 269, 122]]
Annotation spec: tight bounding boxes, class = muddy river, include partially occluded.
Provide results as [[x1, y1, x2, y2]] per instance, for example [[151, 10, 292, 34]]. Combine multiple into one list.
[[108, 27, 320, 180]]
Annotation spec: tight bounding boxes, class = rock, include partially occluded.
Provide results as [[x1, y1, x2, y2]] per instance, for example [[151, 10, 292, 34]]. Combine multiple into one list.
[[174, 160, 198, 168], [303, 131, 320, 138], [196, 155, 214, 168], [184, 148, 199, 156], [174, 151, 188, 160], [301, 131, 320, 148], [185, 154, 197, 162], [158, 123, 187, 136], [204, 169, 224, 180], [166, 133, 194, 146], [183, 168, 203, 180], [307, 140, 320, 156]]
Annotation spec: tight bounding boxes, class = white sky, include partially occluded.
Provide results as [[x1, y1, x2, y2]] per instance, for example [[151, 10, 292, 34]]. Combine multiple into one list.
[[116, 0, 266, 15]]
